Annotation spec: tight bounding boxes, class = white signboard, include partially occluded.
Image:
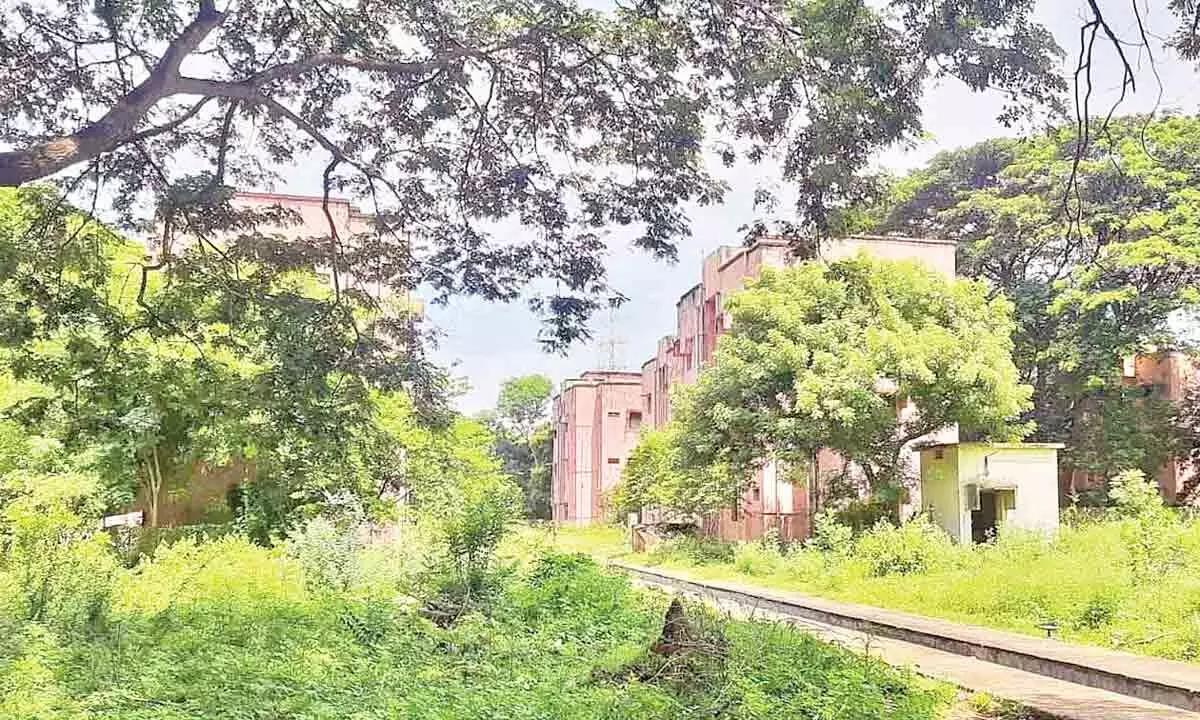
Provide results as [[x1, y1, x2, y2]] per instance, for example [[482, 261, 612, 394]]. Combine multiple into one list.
[[101, 511, 144, 529]]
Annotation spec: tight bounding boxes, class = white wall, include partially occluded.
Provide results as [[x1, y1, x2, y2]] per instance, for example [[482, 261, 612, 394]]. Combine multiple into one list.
[[921, 444, 1061, 543], [956, 445, 1060, 538], [918, 446, 965, 542]]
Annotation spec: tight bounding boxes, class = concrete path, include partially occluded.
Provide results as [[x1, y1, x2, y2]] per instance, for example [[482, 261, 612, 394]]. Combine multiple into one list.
[[616, 563, 1200, 720]]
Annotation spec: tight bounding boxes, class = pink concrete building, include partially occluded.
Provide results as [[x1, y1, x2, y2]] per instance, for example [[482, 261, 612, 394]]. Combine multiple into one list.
[[1060, 350, 1200, 503], [552, 234, 958, 536], [550, 371, 645, 524], [1134, 352, 1199, 501]]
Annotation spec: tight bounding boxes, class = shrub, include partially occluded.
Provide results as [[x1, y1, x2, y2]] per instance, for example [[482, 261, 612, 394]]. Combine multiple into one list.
[[419, 473, 522, 620], [286, 515, 364, 593], [732, 540, 784, 576], [807, 508, 854, 556], [0, 469, 117, 633], [647, 535, 736, 565], [1109, 469, 1180, 580], [853, 517, 954, 577]]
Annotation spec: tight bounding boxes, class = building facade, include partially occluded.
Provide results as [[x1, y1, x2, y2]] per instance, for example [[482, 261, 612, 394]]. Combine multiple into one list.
[[920, 442, 1063, 544], [550, 371, 644, 524], [550, 234, 958, 537]]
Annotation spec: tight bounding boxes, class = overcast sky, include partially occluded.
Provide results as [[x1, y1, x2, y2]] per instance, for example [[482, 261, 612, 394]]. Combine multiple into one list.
[[228, 1, 1197, 414], [419, 1, 1200, 414]]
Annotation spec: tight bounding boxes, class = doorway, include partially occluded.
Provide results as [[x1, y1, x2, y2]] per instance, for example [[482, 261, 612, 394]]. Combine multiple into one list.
[[971, 489, 1015, 543], [971, 490, 998, 543]]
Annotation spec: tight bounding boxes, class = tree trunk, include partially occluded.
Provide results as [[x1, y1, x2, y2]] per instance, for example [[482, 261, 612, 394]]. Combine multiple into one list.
[[146, 448, 164, 528]]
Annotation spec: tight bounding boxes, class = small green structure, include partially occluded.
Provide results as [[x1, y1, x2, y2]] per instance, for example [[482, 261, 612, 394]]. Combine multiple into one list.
[[918, 442, 1063, 543]]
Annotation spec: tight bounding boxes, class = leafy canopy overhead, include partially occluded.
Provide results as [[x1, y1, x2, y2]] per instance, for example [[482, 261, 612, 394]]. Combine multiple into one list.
[[671, 255, 1030, 507], [0, 0, 1064, 348], [855, 115, 1200, 477]]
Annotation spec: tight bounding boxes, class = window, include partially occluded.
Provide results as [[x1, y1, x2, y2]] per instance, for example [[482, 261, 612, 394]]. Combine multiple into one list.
[[934, 448, 944, 460], [627, 411, 642, 431], [607, 458, 620, 464], [607, 411, 620, 417]]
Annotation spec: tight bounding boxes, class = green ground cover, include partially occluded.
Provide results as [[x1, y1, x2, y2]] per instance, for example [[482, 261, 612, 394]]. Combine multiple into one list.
[[0, 530, 975, 720], [546, 507, 1200, 663]]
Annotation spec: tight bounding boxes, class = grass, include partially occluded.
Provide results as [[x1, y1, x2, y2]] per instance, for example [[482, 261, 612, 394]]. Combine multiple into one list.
[[1, 530, 989, 720], [546, 515, 1200, 663]]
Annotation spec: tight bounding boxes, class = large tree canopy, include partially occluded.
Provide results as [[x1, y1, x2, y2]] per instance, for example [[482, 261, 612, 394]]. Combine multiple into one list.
[[0, 185, 443, 537], [855, 115, 1200, 479], [670, 255, 1030, 512], [0, 0, 1065, 350]]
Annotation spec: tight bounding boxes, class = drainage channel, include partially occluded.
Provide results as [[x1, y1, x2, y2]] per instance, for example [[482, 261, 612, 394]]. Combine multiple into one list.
[[614, 562, 1200, 720]]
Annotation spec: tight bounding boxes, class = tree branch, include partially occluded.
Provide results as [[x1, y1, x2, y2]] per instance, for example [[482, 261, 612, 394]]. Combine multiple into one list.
[[0, 3, 225, 186]]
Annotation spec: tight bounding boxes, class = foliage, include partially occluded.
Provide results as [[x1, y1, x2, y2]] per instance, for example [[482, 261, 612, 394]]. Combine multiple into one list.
[[631, 512, 1200, 662], [284, 494, 367, 592], [0, 435, 117, 635], [384, 405, 523, 613], [496, 375, 553, 439], [808, 508, 854, 557], [853, 517, 956, 577], [1068, 387, 1182, 484], [485, 375, 554, 520], [1109, 470, 1181, 581], [0, 526, 956, 719], [525, 423, 554, 520], [611, 425, 734, 518], [671, 255, 1031, 515], [859, 116, 1200, 474], [0, 186, 445, 538], [0, 0, 1063, 348], [647, 535, 736, 566]]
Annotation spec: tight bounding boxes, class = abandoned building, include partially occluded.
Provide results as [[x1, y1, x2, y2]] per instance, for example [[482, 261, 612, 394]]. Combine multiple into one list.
[[549, 234, 961, 541]]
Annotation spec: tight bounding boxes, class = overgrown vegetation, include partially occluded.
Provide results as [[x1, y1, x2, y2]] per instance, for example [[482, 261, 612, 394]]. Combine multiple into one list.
[[0, 517, 964, 719], [615, 473, 1200, 662]]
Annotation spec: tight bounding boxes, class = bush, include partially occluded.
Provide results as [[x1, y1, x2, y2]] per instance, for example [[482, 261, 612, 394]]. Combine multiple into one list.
[[732, 540, 785, 576], [807, 508, 854, 556], [647, 535, 736, 565], [853, 517, 954, 577], [1109, 469, 1180, 580], [419, 473, 522, 619], [286, 515, 364, 593], [0, 469, 117, 633]]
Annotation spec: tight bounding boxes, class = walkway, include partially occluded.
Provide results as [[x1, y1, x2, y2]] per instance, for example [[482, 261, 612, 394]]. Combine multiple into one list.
[[614, 562, 1200, 720]]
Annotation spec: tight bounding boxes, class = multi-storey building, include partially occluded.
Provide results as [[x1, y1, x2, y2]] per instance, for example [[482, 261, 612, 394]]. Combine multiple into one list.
[[550, 234, 958, 539], [549, 371, 644, 524]]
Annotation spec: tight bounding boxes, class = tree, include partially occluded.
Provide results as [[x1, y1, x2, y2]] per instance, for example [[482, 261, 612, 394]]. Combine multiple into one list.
[[672, 255, 1031, 515], [0, 185, 431, 537], [0, 0, 1063, 350], [526, 423, 554, 520], [856, 115, 1200, 477], [496, 375, 554, 439], [487, 374, 553, 519], [610, 424, 731, 518]]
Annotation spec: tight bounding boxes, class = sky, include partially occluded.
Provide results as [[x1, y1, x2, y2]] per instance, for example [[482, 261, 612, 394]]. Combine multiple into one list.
[[423, 1, 1200, 414], [57, 1, 1191, 414]]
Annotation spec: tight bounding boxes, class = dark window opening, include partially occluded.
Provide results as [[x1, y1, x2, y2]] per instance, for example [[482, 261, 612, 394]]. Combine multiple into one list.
[[607, 458, 620, 464]]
